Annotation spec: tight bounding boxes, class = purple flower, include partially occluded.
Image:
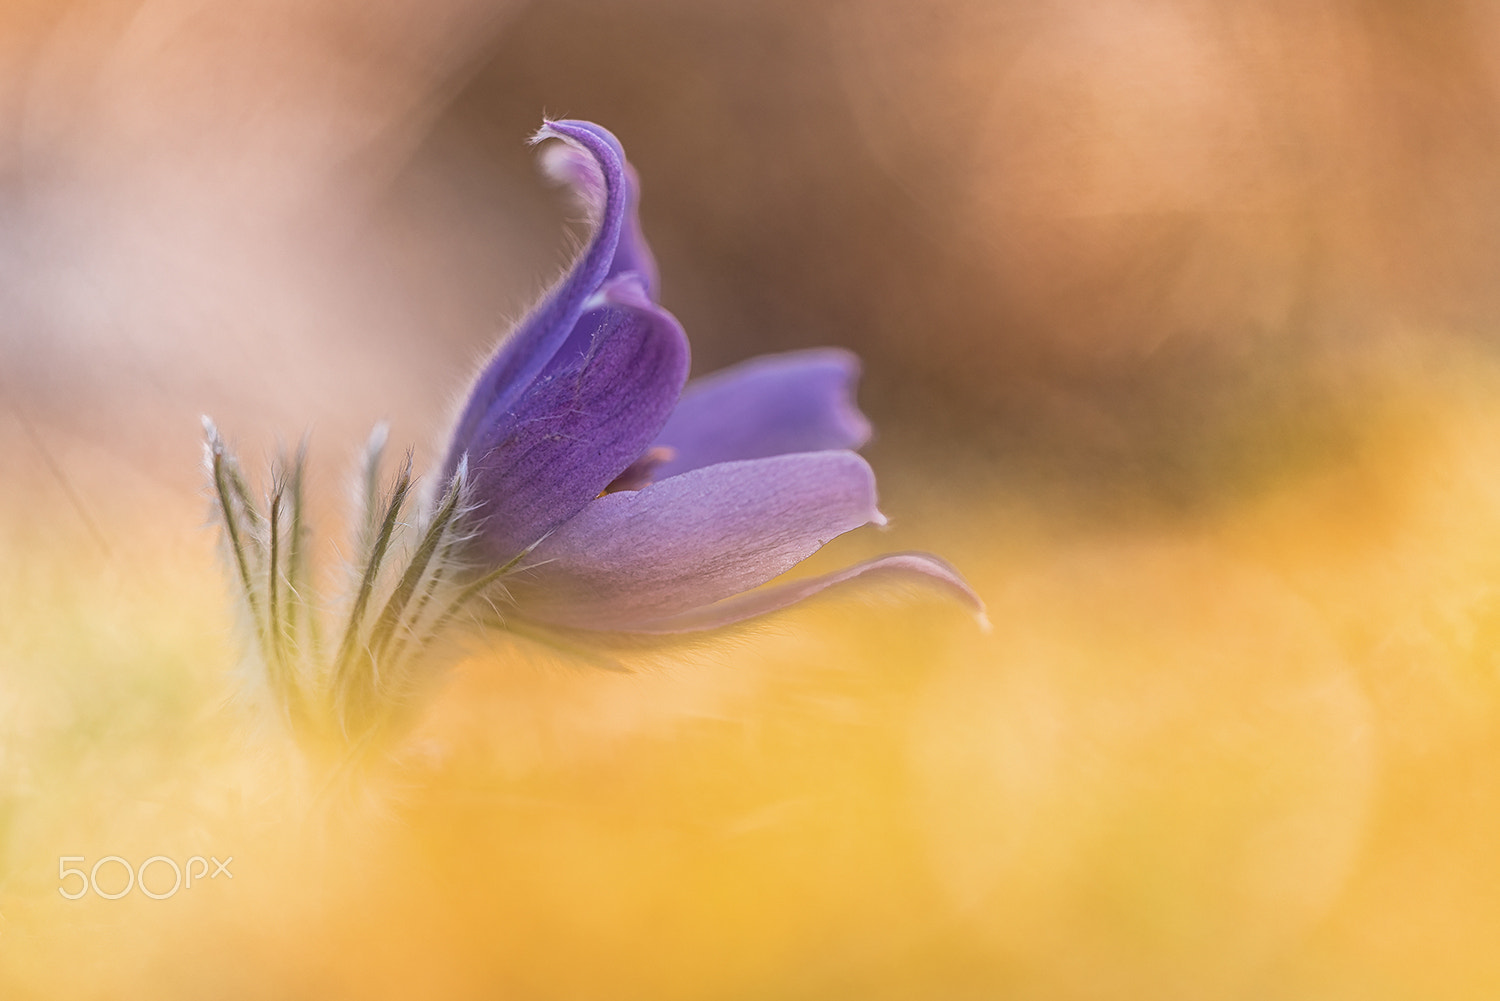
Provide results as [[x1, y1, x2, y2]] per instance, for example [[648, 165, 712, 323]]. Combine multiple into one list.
[[202, 119, 983, 755], [441, 120, 981, 634]]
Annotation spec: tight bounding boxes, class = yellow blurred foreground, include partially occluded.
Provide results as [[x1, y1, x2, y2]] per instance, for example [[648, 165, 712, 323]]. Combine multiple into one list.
[[4, 345, 1500, 1000]]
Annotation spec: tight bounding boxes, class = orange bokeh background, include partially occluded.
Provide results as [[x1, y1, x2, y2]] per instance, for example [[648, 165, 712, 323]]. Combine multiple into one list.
[[7, 1, 1500, 998]]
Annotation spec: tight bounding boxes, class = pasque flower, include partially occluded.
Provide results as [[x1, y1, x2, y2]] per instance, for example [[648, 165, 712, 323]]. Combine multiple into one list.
[[440, 119, 980, 633], [205, 119, 979, 754]]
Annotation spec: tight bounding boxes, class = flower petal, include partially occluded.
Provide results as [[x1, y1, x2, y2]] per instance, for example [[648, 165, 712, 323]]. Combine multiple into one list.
[[508, 451, 884, 629], [652, 348, 873, 479], [542, 140, 659, 297], [464, 284, 690, 566], [442, 120, 631, 480], [610, 552, 986, 634]]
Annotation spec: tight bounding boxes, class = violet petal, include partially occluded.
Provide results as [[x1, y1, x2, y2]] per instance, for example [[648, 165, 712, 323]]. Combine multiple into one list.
[[508, 451, 884, 629], [541, 141, 658, 297], [611, 552, 986, 633], [465, 281, 690, 566], [442, 120, 630, 480], [652, 348, 873, 479]]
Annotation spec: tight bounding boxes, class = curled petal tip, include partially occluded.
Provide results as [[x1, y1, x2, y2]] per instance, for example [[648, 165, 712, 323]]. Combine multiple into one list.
[[975, 610, 993, 634], [531, 119, 621, 157], [872, 508, 890, 528], [530, 119, 565, 145], [530, 122, 625, 213]]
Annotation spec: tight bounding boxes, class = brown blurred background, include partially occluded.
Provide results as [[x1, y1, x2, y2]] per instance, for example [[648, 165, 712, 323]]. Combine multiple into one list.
[[9, 0, 1500, 523]]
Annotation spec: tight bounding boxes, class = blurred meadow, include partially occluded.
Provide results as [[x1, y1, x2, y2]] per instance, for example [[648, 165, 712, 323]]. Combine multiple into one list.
[[7, 0, 1500, 997]]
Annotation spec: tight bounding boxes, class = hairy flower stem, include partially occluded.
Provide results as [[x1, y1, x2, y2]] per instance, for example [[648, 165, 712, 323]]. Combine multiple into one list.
[[207, 422, 269, 656], [331, 453, 413, 731], [284, 438, 318, 661], [267, 486, 289, 691], [206, 421, 526, 770], [365, 458, 469, 667]]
